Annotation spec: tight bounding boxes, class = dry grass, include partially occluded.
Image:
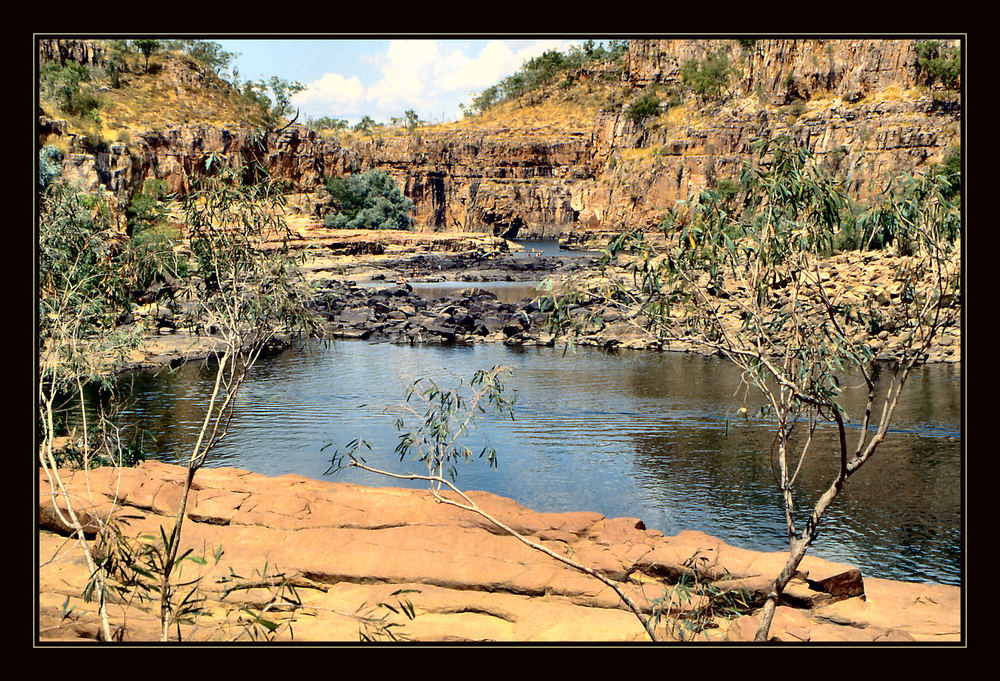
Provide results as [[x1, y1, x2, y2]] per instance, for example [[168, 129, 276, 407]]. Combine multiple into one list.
[[98, 57, 253, 135], [430, 79, 617, 138], [41, 50, 264, 143]]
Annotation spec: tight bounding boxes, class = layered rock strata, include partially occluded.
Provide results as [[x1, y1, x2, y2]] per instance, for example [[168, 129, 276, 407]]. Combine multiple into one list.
[[39, 39, 961, 240], [38, 460, 961, 643]]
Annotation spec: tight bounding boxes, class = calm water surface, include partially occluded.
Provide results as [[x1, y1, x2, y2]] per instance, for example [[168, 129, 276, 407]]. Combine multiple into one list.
[[104, 341, 962, 585]]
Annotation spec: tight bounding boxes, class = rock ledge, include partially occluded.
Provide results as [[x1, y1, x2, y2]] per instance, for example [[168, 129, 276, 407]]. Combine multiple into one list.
[[38, 461, 961, 643]]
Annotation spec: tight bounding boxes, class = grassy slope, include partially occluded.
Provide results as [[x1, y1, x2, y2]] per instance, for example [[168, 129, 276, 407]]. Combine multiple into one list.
[[39, 48, 264, 147], [40, 41, 628, 152]]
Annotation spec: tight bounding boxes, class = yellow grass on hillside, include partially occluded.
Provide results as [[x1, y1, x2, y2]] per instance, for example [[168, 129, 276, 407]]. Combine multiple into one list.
[[39, 50, 265, 144], [97, 54, 257, 136]]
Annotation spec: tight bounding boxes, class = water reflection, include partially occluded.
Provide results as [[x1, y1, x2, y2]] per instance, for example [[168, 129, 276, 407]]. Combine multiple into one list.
[[79, 341, 961, 585], [409, 280, 542, 304], [511, 239, 605, 259]]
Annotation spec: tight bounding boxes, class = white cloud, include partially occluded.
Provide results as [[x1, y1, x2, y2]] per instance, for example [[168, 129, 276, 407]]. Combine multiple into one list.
[[292, 72, 364, 115], [293, 39, 583, 123], [439, 40, 578, 94], [365, 40, 441, 112], [437, 41, 516, 93]]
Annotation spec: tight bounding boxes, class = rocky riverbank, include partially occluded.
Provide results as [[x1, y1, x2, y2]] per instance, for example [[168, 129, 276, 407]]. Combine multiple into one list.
[[38, 460, 961, 643], [115, 228, 960, 374]]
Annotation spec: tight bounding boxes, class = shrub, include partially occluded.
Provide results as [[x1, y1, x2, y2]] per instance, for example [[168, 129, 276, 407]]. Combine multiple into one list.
[[125, 179, 171, 235], [712, 177, 740, 203], [310, 116, 349, 132], [466, 40, 629, 114], [323, 170, 414, 231], [40, 62, 102, 118], [626, 91, 662, 124], [186, 40, 238, 76], [914, 40, 961, 89], [681, 49, 735, 101], [38, 145, 64, 192], [938, 146, 962, 200], [38, 183, 136, 347]]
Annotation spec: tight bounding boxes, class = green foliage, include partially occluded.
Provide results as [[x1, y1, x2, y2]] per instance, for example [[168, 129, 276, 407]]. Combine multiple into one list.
[[185, 40, 238, 76], [38, 145, 64, 191], [936, 146, 962, 201], [40, 62, 102, 118], [105, 40, 132, 88], [404, 109, 421, 132], [132, 39, 162, 72], [626, 90, 662, 124], [126, 179, 171, 235], [173, 146, 320, 373], [466, 40, 629, 115], [242, 77, 306, 128], [38, 183, 139, 386], [914, 40, 961, 89], [322, 170, 415, 231], [86, 521, 219, 639], [309, 116, 349, 132], [712, 177, 741, 204], [394, 367, 515, 483], [648, 551, 755, 641], [851, 164, 962, 254], [680, 49, 735, 102], [123, 179, 189, 289], [159, 40, 239, 78], [468, 85, 502, 115], [49, 429, 148, 469], [355, 589, 420, 642], [326, 366, 516, 485], [352, 115, 377, 134]]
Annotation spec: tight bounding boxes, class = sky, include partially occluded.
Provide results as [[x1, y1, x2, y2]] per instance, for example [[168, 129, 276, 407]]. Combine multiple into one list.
[[214, 38, 587, 126]]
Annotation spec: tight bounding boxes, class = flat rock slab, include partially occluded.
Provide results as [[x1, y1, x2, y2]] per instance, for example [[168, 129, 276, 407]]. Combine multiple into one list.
[[37, 461, 961, 643]]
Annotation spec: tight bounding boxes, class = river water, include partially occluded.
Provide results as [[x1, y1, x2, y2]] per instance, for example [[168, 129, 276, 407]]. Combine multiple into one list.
[[102, 338, 963, 586]]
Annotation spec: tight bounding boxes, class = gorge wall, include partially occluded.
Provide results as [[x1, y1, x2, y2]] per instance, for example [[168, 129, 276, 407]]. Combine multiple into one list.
[[39, 38, 962, 239]]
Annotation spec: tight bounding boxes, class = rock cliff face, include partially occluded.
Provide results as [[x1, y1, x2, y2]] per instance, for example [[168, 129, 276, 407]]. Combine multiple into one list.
[[38, 38, 105, 67], [584, 38, 961, 232], [39, 38, 961, 239], [625, 38, 945, 101]]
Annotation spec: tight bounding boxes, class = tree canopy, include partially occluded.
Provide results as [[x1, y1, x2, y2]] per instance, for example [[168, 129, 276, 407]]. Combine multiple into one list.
[[323, 170, 415, 231]]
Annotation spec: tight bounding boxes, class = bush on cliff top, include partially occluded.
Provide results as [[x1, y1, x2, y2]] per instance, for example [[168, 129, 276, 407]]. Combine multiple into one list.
[[465, 40, 629, 116], [680, 49, 736, 102]]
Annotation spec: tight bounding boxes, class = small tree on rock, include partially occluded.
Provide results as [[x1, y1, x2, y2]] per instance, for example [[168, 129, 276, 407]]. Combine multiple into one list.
[[133, 39, 162, 73]]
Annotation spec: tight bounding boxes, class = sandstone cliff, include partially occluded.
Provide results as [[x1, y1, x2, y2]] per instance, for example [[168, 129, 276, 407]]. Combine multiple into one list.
[[38, 38, 962, 239]]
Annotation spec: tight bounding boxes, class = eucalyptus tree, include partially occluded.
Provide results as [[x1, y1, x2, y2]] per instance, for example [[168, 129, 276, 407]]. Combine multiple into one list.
[[542, 136, 961, 640], [38, 136, 321, 641], [148, 145, 320, 639], [38, 180, 148, 640], [133, 39, 161, 72]]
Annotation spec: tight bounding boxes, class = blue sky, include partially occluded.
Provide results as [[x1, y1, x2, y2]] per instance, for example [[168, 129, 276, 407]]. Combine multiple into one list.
[[214, 38, 587, 125]]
